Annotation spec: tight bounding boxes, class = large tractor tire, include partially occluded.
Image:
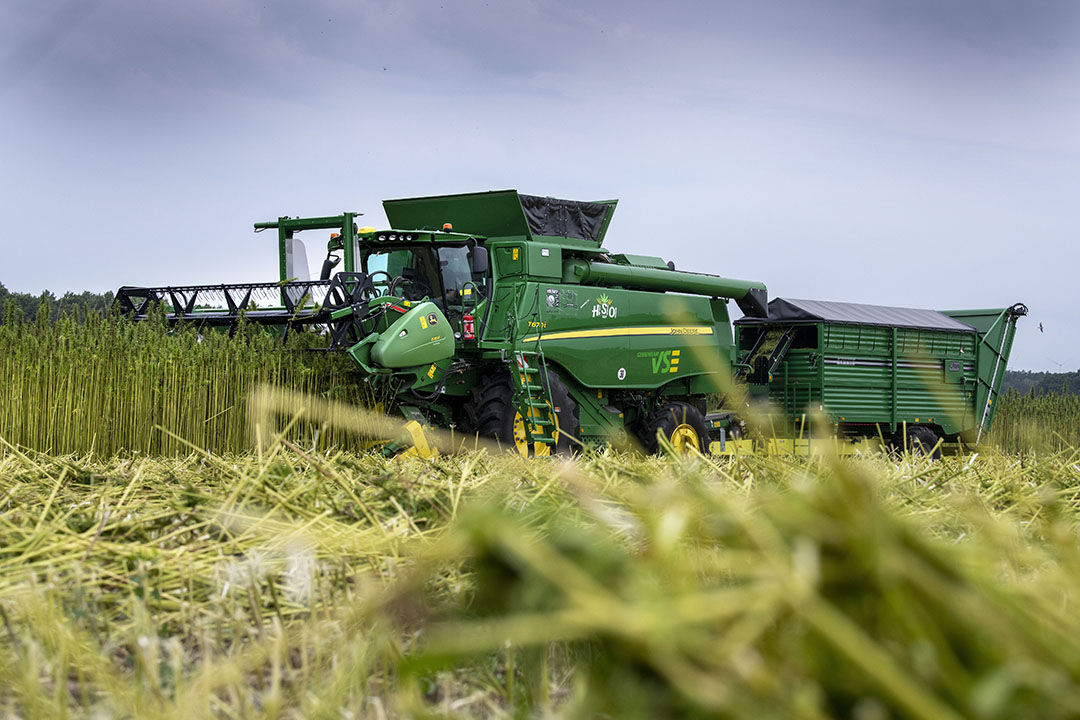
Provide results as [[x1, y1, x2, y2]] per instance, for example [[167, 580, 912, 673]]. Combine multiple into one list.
[[643, 401, 710, 456], [465, 367, 579, 457]]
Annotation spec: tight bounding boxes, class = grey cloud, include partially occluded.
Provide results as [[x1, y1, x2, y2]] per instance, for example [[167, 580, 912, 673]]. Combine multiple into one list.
[[0, 0, 1076, 370]]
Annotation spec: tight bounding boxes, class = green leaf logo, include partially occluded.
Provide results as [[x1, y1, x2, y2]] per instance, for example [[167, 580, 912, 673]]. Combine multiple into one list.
[[597, 294, 611, 306]]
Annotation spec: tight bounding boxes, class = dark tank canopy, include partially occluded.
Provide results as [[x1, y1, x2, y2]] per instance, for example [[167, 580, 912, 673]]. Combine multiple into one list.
[[382, 190, 617, 247]]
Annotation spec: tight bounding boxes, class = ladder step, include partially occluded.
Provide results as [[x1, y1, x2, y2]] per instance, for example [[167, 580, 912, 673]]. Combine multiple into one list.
[[522, 383, 545, 391], [522, 400, 550, 408], [529, 419, 554, 427]]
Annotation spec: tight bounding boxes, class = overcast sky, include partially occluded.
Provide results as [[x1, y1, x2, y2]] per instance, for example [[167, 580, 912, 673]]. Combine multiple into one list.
[[2, 0, 1077, 370]]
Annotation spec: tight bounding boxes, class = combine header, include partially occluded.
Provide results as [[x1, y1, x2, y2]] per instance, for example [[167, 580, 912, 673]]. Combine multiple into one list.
[[117, 190, 1025, 456]]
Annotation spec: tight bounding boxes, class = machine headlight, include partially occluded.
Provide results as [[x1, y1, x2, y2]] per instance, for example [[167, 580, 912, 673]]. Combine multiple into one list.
[[389, 234, 398, 241]]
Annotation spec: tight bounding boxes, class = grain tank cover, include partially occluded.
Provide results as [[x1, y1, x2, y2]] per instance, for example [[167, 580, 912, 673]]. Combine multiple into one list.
[[740, 298, 976, 333], [383, 190, 617, 246]]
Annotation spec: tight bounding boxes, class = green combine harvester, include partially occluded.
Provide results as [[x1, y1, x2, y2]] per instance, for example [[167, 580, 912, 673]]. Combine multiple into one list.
[[115, 190, 1025, 456]]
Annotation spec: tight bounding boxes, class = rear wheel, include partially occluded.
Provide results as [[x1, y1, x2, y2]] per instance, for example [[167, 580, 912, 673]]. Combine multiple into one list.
[[893, 425, 941, 459], [465, 367, 579, 457], [643, 401, 710, 455]]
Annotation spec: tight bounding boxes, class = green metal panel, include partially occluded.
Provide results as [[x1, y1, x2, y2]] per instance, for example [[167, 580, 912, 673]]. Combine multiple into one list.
[[825, 326, 977, 435], [891, 327, 898, 432], [610, 254, 670, 269], [277, 223, 288, 283], [370, 302, 454, 368], [515, 284, 732, 390], [940, 305, 1026, 440], [385, 190, 530, 237], [342, 212, 355, 273], [494, 245, 524, 276], [526, 244, 563, 279], [771, 348, 821, 423]]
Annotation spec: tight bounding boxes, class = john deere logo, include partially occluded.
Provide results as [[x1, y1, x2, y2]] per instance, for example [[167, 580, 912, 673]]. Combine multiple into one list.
[[591, 294, 618, 319], [420, 312, 439, 330]]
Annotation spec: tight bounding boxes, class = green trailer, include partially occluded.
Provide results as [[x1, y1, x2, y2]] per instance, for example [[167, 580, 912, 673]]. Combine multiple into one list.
[[734, 298, 1028, 452]]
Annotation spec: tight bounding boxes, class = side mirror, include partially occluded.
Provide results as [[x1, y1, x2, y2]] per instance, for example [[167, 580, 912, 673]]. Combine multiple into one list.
[[471, 246, 489, 275], [320, 253, 341, 281]]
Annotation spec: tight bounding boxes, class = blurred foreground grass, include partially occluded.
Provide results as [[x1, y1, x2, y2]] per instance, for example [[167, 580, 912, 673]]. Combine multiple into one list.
[[3, 440, 1080, 719]]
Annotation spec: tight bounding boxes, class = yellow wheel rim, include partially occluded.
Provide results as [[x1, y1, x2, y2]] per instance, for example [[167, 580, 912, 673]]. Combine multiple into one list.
[[512, 407, 557, 457], [669, 423, 700, 455]]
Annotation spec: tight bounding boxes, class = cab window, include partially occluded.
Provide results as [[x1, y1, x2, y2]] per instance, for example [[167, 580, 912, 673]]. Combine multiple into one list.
[[438, 246, 476, 301], [361, 245, 485, 306], [364, 249, 412, 277], [362, 247, 440, 302]]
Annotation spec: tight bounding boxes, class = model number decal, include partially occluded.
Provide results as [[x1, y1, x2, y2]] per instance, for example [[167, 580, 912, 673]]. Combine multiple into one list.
[[652, 349, 680, 374]]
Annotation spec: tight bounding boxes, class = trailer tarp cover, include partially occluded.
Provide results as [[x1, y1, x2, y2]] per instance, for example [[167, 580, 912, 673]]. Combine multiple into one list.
[[739, 297, 976, 333]]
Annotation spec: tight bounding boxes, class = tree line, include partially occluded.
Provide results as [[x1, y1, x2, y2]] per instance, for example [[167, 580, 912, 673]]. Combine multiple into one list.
[[1003, 369, 1079, 396], [0, 282, 114, 323]]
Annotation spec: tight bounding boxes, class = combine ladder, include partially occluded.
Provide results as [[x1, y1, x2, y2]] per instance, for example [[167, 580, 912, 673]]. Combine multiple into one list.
[[511, 349, 558, 449], [507, 285, 559, 451]]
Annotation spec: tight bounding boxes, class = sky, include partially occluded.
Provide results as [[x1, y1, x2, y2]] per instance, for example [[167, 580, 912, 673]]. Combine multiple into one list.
[[1, 0, 1077, 371]]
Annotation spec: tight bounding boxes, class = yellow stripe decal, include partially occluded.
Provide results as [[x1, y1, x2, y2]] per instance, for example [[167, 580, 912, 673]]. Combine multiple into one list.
[[520, 326, 714, 343]]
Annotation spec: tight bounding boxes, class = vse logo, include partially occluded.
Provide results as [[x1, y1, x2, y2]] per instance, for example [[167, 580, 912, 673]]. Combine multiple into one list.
[[591, 293, 618, 319], [651, 349, 680, 374]]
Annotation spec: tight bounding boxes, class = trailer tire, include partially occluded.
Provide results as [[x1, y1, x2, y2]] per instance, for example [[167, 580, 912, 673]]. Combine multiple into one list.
[[644, 401, 710, 456], [465, 367, 579, 457], [893, 425, 941, 459]]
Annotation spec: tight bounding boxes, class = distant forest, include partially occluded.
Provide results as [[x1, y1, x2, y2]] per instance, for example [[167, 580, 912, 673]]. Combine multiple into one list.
[[0, 283, 113, 322], [1003, 369, 1079, 396], [2, 281, 1076, 395]]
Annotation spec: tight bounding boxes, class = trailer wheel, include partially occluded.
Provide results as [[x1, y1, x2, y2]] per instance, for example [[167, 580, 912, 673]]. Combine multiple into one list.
[[644, 402, 709, 456], [893, 425, 941, 459], [465, 368, 579, 457]]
